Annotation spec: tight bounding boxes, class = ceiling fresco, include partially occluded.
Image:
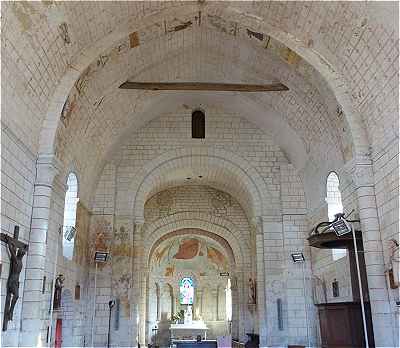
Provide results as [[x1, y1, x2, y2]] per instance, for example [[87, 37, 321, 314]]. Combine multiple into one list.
[[150, 235, 229, 279]]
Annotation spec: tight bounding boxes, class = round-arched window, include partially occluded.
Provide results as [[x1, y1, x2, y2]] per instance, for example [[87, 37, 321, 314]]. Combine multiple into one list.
[[63, 173, 79, 260], [326, 172, 346, 260]]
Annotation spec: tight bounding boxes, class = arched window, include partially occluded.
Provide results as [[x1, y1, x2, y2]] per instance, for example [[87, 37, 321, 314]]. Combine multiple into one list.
[[326, 172, 346, 260], [192, 110, 205, 138], [63, 173, 78, 260], [225, 278, 232, 321]]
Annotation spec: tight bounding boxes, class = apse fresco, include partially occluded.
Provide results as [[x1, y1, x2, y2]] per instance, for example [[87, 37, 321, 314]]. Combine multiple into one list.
[[151, 235, 228, 277]]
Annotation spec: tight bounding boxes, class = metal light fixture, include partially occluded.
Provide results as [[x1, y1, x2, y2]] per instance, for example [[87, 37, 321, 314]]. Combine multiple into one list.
[[94, 251, 109, 262], [291, 252, 305, 263], [330, 213, 352, 236], [63, 226, 76, 241]]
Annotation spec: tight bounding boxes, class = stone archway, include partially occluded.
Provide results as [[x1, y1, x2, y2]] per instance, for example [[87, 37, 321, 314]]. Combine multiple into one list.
[[120, 147, 273, 221], [144, 226, 248, 346]]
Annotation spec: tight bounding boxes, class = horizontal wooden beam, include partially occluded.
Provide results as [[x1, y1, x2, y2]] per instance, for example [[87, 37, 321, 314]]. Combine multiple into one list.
[[119, 81, 289, 92]]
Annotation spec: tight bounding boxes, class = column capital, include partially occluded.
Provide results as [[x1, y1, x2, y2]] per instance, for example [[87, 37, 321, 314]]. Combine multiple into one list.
[[251, 216, 263, 235], [343, 155, 374, 187], [35, 153, 62, 187]]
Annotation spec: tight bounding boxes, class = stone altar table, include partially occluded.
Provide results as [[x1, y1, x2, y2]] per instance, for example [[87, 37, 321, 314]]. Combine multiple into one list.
[[170, 321, 209, 340]]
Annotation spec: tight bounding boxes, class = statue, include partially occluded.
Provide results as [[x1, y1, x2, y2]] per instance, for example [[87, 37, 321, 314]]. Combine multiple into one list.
[[53, 274, 65, 309], [184, 305, 193, 324], [248, 278, 256, 304], [1, 226, 28, 331]]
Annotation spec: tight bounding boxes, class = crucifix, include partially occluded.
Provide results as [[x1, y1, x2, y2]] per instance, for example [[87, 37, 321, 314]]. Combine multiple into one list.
[[0, 226, 29, 331]]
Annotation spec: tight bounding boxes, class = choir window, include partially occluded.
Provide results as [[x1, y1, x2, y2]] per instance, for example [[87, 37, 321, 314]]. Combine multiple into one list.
[[192, 110, 205, 139]]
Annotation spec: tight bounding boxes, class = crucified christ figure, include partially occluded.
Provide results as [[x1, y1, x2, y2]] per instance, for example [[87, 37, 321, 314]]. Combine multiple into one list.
[[3, 238, 26, 331]]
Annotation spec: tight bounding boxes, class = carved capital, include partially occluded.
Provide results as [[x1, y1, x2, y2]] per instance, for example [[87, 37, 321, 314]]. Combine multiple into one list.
[[343, 156, 374, 187], [35, 154, 62, 187], [133, 220, 145, 238], [251, 216, 263, 235]]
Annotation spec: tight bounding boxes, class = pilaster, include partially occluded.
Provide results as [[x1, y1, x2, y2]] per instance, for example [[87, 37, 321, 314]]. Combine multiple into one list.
[[343, 156, 395, 347], [19, 154, 62, 347]]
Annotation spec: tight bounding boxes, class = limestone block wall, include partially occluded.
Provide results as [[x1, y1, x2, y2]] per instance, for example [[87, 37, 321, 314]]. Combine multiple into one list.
[[0, 126, 36, 346], [85, 111, 323, 347], [279, 164, 318, 347]]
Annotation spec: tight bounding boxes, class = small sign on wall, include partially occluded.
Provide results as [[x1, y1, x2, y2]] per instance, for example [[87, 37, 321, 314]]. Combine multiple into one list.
[[220, 272, 229, 276]]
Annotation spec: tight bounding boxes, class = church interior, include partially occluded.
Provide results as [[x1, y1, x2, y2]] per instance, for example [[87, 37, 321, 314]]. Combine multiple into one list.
[[1, 2, 399, 348]]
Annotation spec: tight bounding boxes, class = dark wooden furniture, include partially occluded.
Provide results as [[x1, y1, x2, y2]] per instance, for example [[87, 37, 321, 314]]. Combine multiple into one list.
[[317, 302, 374, 347], [308, 225, 375, 347], [244, 333, 259, 348]]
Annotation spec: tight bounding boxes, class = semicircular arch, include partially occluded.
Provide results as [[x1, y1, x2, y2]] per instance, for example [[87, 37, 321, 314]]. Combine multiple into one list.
[[143, 212, 249, 270], [124, 147, 274, 221]]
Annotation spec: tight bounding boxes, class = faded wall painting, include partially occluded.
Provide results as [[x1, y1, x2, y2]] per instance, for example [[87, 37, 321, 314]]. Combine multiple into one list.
[[88, 215, 113, 267], [74, 201, 90, 265], [151, 235, 229, 278]]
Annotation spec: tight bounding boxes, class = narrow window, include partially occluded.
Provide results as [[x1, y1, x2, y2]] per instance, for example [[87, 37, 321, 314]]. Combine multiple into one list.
[[42, 276, 47, 294], [326, 172, 347, 260], [192, 110, 205, 138], [75, 284, 81, 300], [225, 278, 232, 321], [63, 173, 79, 260]]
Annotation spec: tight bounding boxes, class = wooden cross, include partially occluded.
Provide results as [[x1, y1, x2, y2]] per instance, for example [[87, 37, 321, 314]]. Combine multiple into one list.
[[0, 226, 28, 250], [1, 226, 29, 331]]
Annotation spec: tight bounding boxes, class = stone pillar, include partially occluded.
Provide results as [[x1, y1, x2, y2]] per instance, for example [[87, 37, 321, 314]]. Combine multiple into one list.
[[254, 217, 267, 347], [261, 215, 289, 347], [197, 288, 203, 319], [344, 156, 395, 347], [211, 288, 218, 321], [111, 215, 135, 347], [19, 154, 61, 347], [230, 277, 239, 340], [132, 221, 146, 347], [235, 271, 246, 341]]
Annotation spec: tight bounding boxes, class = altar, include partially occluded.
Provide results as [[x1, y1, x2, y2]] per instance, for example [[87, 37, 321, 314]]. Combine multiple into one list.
[[170, 320, 209, 340]]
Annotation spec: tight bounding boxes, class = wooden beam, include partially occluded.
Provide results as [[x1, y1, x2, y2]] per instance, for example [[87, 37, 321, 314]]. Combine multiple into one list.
[[119, 81, 289, 92]]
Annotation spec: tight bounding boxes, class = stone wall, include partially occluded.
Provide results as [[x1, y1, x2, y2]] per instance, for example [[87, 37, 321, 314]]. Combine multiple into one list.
[[0, 127, 35, 346], [85, 111, 319, 347]]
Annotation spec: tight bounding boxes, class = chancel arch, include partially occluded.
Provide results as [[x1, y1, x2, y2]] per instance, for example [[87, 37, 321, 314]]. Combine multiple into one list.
[[124, 147, 273, 221]]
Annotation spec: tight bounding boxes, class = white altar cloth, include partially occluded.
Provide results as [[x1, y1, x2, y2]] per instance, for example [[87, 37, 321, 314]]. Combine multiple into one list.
[[170, 321, 209, 340]]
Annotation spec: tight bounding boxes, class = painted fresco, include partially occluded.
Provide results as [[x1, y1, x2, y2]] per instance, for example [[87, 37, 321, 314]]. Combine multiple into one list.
[[151, 235, 228, 278], [88, 215, 113, 268], [73, 201, 90, 265], [111, 218, 133, 317]]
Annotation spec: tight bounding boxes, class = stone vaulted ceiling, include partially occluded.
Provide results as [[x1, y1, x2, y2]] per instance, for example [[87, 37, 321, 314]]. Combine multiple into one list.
[[3, 1, 398, 205]]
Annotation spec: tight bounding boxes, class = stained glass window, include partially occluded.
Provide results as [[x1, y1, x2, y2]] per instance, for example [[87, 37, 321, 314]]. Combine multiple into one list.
[[179, 277, 194, 305]]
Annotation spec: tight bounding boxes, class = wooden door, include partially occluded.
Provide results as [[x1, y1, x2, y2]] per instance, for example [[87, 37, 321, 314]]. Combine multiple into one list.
[[318, 302, 374, 347], [55, 319, 62, 348]]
